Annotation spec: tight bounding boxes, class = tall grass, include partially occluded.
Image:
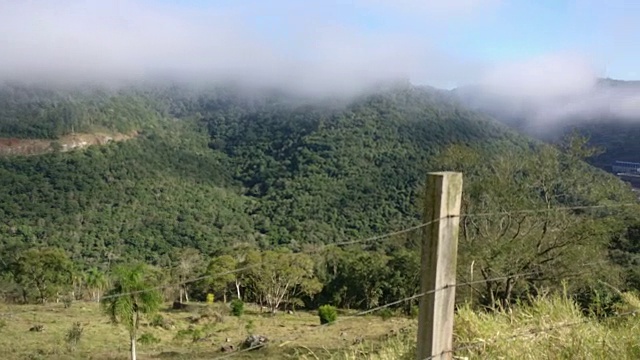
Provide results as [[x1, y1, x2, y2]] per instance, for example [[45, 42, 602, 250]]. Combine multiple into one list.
[[319, 290, 640, 360]]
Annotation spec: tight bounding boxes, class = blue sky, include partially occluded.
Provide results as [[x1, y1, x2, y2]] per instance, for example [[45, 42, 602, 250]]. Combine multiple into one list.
[[174, 0, 639, 80], [0, 0, 638, 92]]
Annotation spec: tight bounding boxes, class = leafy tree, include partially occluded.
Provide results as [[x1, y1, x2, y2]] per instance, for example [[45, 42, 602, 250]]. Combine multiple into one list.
[[245, 249, 321, 313], [85, 267, 109, 302], [433, 143, 636, 307], [10, 247, 74, 303], [320, 248, 390, 309], [170, 247, 203, 303], [206, 255, 237, 303], [101, 263, 163, 360]]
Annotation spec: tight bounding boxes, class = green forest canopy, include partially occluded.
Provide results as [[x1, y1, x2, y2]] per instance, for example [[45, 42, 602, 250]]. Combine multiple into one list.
[[1, 81, 640, 309]]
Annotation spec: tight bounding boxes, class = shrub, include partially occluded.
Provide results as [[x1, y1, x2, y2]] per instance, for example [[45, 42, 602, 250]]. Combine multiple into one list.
[[318, 305, 337, 325], [574, 284, 623, 318], [409, 305, 419, 319], [65, 322, 83, 351], [245, 319, 255, 335], [62, 296, 73, 309], [377, 308, 394, 320], [230, 299, 244, 317], [138, 333, 161, 346], [150, 314, 174, 330], [174, 327, 205, 342]]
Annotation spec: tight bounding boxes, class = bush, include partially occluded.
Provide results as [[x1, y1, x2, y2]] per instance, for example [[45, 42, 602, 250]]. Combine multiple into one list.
[[138, 333, 161, 346], [377, 308, 394, 320], [409, 305, 419, 319], [150, 314, 174, 330], [65, 322, 83, 351], [174, 327, 206, 342], [245, 319, 255, 335], [318, 305, 337, 325], [231, 299, 244, 317], [574, 284, 623, 318], [62, 296, 73, 309]]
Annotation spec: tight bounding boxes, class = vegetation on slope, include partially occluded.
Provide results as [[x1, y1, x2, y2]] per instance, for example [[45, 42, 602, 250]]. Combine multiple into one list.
[[0, 83, 160, 139], [1, 82, 640, 320]]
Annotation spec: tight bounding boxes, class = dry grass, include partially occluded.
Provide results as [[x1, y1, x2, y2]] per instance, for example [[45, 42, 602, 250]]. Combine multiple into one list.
[[327, 291, 640, 360], [5, 292, 640, 360], [452, 292, 640, 360], [0, 301, 413, 360]]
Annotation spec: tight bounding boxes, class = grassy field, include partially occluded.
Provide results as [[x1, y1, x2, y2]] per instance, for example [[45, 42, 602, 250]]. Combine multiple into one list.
[[0, 301, 414, 360], [4, 291, 640, 360]]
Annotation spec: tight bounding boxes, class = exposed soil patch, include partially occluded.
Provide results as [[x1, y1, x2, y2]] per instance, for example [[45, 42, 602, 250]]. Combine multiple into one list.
[[0, 131, 138, 157]]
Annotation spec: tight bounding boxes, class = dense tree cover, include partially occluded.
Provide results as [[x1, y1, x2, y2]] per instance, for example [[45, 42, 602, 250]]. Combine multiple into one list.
[[0, 83, 524, 260], [0, 83, 161, 139], [1, 82, 640, 312]]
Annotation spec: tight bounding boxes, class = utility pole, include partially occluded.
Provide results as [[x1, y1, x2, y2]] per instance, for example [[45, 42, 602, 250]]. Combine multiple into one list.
[[416, 172, 463, 360]]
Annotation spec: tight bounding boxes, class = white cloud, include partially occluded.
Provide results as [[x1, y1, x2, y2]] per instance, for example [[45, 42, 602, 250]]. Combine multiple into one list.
[[460, 51, 640, 131], [0, 0, 494, 95], [477, 53, 599, 101]]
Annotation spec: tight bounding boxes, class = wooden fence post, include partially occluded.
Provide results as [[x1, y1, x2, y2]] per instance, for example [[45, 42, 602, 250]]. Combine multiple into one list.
[[416, 172, 463, 360]]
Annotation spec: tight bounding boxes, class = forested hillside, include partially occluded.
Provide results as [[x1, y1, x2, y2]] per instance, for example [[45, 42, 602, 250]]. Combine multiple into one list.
[[1, 82, 640, 312], [0, 83, 524, 260]]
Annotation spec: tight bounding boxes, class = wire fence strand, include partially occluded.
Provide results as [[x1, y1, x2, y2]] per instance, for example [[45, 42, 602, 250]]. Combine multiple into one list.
[[2, 202, 639, 358], [93, 202, 640, 301]]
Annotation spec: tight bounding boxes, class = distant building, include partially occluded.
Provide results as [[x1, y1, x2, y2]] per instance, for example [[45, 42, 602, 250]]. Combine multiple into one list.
[[612, 161, 640, 174]]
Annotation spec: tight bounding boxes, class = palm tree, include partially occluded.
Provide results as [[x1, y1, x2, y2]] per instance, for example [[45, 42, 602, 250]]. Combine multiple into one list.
[[85, 267, 108, 302], [101, 263, 163, 360]]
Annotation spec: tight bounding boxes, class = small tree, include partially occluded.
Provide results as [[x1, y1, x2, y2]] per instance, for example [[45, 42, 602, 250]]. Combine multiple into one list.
[[101, 263, 163, 360]]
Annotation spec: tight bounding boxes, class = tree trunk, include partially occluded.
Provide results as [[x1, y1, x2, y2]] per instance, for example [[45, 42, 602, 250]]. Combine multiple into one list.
[[223, 292, 227, 304], [185, 286, 189, 303], [179, 288, 184, 303], [130, 333, 137, 360], [131, 311, 139, 360], [235, 281, 241, 300]]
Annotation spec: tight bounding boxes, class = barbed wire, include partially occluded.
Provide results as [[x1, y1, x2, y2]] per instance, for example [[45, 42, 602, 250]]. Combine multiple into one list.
[[1, 201, 638, 358], [209, 261, 612, 359], [85, 202, 640, 301], [466, 203, 638, 219], [100, 220, 441, 301]]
